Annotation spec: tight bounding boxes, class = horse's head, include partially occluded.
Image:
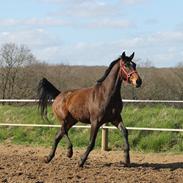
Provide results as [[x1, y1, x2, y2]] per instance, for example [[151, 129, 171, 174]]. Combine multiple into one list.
[[119, 51, 142, 88]]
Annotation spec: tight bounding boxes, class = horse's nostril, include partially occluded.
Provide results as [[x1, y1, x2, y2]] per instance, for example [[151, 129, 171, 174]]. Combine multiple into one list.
[[136, 79, 142, 87]]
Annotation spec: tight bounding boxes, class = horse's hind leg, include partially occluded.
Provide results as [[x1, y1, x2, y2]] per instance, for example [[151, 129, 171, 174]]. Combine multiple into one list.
[[65, 130, 73, 158], [45, 125, 65, 163], [45, 118, 76, 163], [62, 121, 74, 158]]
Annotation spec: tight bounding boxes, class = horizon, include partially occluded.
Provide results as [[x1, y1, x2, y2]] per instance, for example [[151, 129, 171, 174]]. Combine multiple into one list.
[[29, 61, 182, 69]]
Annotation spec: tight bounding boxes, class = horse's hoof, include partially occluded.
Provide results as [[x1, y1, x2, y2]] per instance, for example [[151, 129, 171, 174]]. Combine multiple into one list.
[[67, 149, 73, 158], [124, 158, 130, 167], [123, 154, 130, 167], [78, 162, 84, 168], [120, 161, 130, 167], [78, 159, 84, 168], [124, 162, 130, 167], [44, 156, 51, 163]]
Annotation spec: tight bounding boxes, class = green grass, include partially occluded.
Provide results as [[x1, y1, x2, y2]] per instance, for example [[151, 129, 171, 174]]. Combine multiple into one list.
[[0, 104, 183, 152]]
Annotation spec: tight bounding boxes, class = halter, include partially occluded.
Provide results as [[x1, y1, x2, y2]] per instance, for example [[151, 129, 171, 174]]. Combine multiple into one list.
[[119, 59, 137, 82]]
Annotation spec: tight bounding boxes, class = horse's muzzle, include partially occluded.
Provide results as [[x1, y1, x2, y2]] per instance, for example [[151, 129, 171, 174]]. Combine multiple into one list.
[[136, 78, 142, 88]]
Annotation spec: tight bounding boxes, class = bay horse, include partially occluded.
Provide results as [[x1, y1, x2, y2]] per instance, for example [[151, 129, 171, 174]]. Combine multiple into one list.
[[38, 51, 142, 167]]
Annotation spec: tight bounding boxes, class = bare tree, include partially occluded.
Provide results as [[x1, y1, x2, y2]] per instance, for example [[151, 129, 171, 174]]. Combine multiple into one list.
[[139, 58, 154, 68], [0, 43, 36, 99]]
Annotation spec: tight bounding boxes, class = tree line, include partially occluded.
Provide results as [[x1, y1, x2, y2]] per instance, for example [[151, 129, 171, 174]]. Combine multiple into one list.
[[0, 43, 183, 101]]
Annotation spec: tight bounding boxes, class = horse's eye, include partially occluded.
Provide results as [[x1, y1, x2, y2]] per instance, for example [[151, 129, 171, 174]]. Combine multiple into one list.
[[125, 62, 131, 68]]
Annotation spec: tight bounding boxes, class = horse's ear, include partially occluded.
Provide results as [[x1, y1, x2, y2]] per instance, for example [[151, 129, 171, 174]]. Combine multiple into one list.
[[129, 52, 135, 60], [121, 51, 126, 59]]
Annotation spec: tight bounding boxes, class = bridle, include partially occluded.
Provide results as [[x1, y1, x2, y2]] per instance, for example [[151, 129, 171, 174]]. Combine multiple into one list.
[[119, 59, 137, 82]]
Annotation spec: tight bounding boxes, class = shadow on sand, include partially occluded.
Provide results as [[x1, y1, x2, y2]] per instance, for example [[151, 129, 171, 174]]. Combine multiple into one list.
[[128, 162, 183, 171], [99, 162, 183, 171]]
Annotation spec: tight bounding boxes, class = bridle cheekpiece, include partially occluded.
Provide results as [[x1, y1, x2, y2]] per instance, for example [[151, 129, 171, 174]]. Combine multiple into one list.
[[119, 59, 137, 82]]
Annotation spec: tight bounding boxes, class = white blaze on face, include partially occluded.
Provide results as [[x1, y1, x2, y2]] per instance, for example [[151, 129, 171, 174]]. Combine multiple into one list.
[[129, 73, 139, 87]]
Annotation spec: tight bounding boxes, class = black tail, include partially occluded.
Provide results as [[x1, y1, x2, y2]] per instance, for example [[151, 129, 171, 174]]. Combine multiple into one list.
[[37, 77, 60, 120]]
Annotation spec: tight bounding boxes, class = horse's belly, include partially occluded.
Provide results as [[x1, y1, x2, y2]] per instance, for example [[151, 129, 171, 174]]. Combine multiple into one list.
[[69, 106, 90, 123]]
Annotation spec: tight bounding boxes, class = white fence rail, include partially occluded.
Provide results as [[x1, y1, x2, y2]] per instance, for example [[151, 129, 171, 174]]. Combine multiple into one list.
[[1, 99, 183, 103], [0, 99, 183, 150], [0, 123, 183, 132]]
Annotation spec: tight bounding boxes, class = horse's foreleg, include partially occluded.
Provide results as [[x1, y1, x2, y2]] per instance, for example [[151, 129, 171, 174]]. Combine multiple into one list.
[[119, 122, 130, 166], [45, 126, 65, 163], [112, 119, 130, 166], [79, 123, 99, 167]]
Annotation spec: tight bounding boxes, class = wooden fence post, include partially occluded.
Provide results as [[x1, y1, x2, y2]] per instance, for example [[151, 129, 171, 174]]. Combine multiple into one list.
[[101, 125, 108, 151]]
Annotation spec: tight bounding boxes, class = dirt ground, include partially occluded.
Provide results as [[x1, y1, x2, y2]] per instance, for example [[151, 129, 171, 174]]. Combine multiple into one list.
[[0, 144, 183, 183]]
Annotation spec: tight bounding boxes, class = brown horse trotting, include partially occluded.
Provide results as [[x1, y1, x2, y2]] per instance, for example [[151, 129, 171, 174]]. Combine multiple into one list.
[[38, 51, 142, 167]]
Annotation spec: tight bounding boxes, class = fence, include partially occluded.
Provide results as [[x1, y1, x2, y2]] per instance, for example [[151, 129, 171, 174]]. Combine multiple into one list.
[[0, 99, 183, 150]]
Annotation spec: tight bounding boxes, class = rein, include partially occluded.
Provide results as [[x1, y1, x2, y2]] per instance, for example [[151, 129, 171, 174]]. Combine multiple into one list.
[[119, 60, 137, 82]]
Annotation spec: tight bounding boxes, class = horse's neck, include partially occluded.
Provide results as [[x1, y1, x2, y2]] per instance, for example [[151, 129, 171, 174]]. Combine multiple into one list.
[[102, 62, 121, 99]]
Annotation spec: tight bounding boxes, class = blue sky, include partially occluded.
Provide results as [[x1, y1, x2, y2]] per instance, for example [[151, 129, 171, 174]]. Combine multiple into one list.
[[0, 0, 183, 67]]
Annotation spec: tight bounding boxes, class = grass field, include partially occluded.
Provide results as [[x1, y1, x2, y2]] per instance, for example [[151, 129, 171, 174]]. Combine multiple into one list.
[[0, 104, 183, 152]]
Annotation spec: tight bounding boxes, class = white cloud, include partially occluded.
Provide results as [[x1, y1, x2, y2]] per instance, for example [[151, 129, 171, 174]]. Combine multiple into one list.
[[0, 17, 68, 27], [0, 28, 182, 67], [31, 1, 134, 30], [34, 30, 183, 67], [61, 1, 120, 18], [122, 0, 147, 5], [0, 29, 61, 49], [38, 0, 104, 4], [145, 18, 158, 25], [0, 16, 133, 29], [0, 19, 19, 26], [26, 17, 68, 26], [60, 30, 183, 67], [39, 0, 147, 5], [86, 19, 134, 29], [46, 0, 125, 22], [150, 31, 183, 43]]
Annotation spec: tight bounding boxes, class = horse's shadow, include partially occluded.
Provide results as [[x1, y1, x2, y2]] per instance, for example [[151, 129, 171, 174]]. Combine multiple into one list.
[[127, 162, 183, 171], [100, 162, 183, 171]]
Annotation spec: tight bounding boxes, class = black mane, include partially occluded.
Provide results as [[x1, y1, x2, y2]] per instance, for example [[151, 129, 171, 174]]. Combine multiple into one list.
[[97, 57, 120, 84]]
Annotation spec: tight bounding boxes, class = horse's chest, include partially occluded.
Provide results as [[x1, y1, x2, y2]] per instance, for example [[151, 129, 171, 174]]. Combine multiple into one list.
[[111, 107, 118, 115], [102, 101, 122, 121], [107, 106, 120, 116]]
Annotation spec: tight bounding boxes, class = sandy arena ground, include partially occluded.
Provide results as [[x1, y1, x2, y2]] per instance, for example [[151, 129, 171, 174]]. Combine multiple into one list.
[[0, 144, 182, 183]]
